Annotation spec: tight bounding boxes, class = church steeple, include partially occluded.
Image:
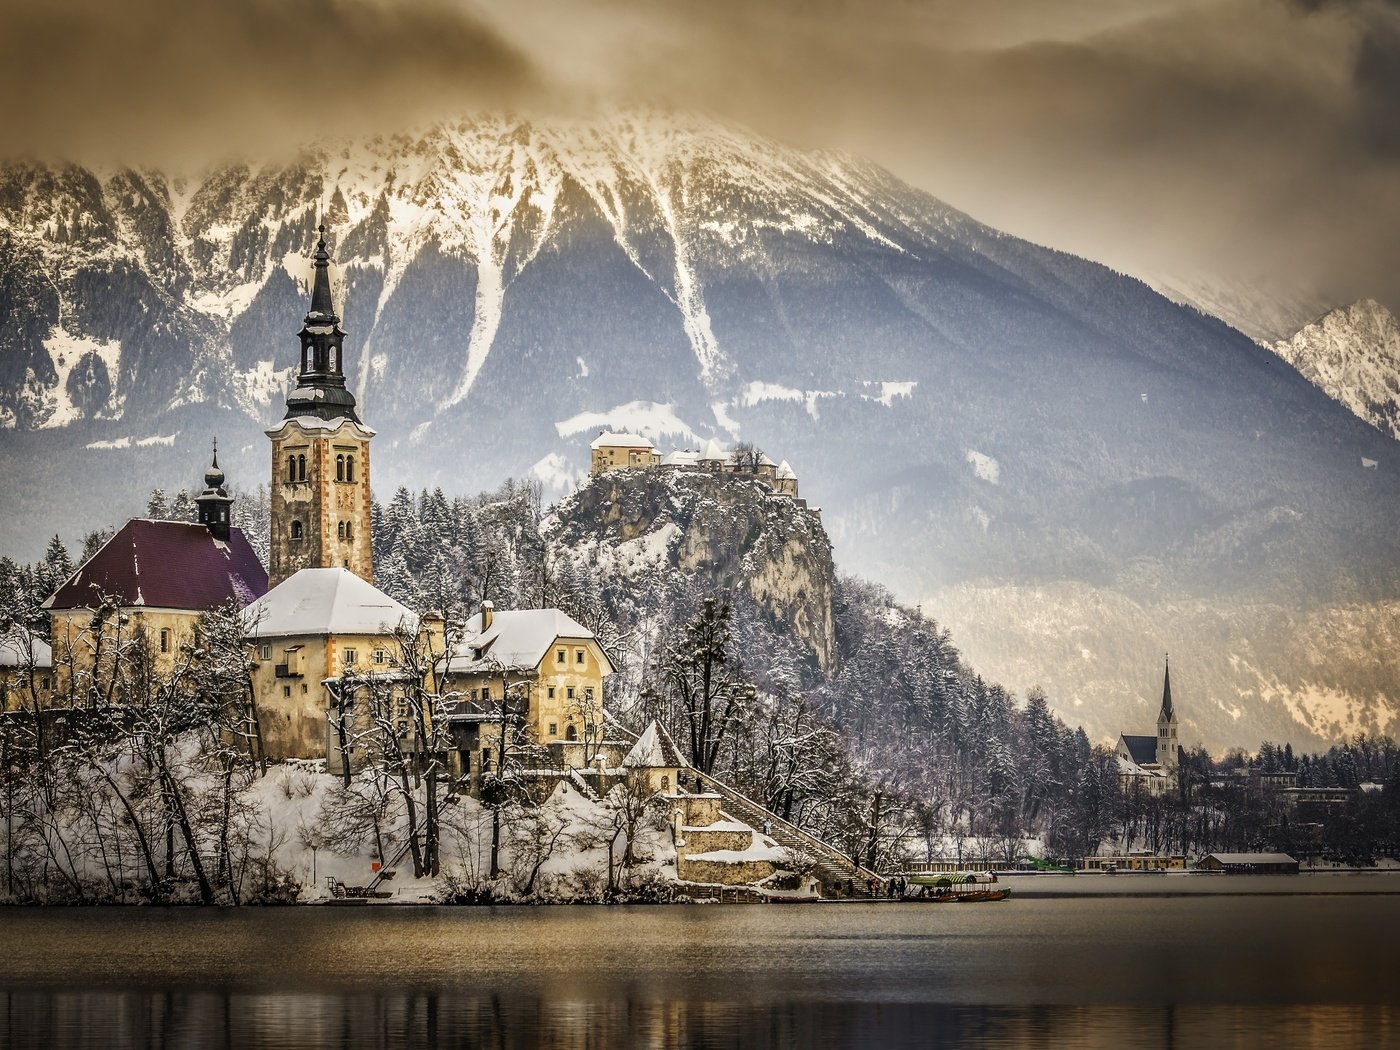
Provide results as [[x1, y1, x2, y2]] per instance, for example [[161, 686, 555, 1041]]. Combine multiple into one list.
[[1156, 654, 1179, 771], [285, 225, 360, 424], [1158, 655, 1175, 723], [195, 441, 234, 542]]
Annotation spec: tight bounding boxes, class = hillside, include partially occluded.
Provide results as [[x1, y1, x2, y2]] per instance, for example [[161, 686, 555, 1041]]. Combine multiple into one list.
[[1, 112, 1397, 748]]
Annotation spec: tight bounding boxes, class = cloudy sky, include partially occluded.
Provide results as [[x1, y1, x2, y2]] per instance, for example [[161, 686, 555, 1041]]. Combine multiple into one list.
[[3, 0, 1397, 333]]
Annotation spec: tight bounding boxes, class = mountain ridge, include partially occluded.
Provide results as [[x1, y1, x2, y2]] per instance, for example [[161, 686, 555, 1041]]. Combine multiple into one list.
[[1, 111, 1396, 750]]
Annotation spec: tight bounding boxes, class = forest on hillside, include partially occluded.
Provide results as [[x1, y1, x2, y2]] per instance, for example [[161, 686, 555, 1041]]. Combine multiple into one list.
[[1, 477, 1397, 905]]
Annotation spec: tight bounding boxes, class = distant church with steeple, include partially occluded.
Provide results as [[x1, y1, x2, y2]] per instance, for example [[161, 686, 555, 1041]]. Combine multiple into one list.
[[1115, 658, 1185, 794], [266, 227, 375, 588]]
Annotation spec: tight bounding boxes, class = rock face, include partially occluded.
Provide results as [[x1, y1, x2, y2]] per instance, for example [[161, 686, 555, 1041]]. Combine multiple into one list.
[[1273, 299, 1400, 441], [552, 468, 836, 670]]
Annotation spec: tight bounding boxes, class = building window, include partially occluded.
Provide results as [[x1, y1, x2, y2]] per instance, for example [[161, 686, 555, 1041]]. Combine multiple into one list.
[[556, 649, 565, 664], [297, 454, 307, 482], [584, 687, 594, 702], [575, 650, 585, 664], [548, 722, 557, 736], [336, 454, 345, 482], [287, 454, 296, 482], [283, 685, 291, 698], [661, 775, 669, 791], [337, 522, 345, 540], [343, 648, 357, 665], [260, 644, 271, 660], [159, 628, 171, 654], [547, 686, 556, 700], [302, 683, 308, 694], [565, 724, 577, 741], [374, 649, 388, 665], [345, 455, 355, 483], [291, 520, 303, 540], [41, 677, 51, 691], [566, 687, 575, 700]]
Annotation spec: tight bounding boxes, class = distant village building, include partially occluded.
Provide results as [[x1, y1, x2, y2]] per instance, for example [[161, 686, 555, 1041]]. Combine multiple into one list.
[[590, 432, 660, 474], [41, 452, 268, 700], [1115, 658, 1184, 795], [594, 432, 801, 499], [1197, 852, 1299, 874]]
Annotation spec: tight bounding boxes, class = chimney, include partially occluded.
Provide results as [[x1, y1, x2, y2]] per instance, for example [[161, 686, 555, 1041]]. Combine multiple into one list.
[[481, 600, 494, 630]]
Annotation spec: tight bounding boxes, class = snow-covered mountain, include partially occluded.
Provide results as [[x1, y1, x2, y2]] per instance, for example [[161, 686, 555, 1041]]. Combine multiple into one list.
[[1, 112, 1397, 749], [1272, 300, 1400, 442]]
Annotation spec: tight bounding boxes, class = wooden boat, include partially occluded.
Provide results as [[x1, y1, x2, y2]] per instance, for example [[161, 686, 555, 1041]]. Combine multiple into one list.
[[913, 887, 1011, 903], [901, 872, 1011, 902]]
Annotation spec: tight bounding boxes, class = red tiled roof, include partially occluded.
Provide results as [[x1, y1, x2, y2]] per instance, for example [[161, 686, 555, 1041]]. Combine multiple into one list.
[[43, 519, 268, 612]]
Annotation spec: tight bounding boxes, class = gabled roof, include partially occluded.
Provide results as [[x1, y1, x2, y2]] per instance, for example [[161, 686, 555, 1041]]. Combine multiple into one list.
[[43, 519, 267, 613], [1202, 853, 1297, 865], [622, 720, 685, 769], [699, 438, 727, 461], [243, 568, 414, 639], [0, 626, 52, 670], [591, 431, 655, 450], [663, 448, 700, 466], [1119, 734, 1158, 766], [444, 608, 615, 676]]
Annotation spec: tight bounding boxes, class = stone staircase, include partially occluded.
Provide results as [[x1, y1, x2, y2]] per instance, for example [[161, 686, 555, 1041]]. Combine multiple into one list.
[[691, 770, 880, 894]]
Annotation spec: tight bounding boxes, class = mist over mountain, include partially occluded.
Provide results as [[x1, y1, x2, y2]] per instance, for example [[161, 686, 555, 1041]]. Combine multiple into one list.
[[1, 113, 1396, 750]]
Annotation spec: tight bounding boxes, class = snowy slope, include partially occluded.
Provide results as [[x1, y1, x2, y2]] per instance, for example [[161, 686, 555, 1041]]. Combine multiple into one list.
[[1272, 300, 1400, 441]]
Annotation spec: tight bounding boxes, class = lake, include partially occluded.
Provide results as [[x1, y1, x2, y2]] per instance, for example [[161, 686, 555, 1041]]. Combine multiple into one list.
[[2, 874, 1397, 1048]]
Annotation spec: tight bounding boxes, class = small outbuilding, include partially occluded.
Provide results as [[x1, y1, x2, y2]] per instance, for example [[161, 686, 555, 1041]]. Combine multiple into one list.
[[1197, 852, 1299, 874]]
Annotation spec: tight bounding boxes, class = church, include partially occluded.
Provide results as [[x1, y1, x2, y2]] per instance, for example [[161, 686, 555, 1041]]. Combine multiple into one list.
[[1115, 658, 1184, 794]]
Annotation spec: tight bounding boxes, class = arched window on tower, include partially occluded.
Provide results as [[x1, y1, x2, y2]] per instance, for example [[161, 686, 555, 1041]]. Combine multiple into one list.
[[337, 522, 345, 540], [297, 455, 306, 482], [336, 455, 345, 482], [345, 455, 355, 483], [291, 520, 303, 540], [287, 454, 296, 483]]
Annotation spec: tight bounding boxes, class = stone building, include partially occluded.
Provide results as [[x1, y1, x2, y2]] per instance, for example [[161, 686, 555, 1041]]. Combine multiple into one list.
[[241, 567, 439, 764], [0, 625, 52, 711], [42, 452, 267, 701], [439, 603, 615, 787], [266, 227, 375, 588], [590, 432, 660, 474]]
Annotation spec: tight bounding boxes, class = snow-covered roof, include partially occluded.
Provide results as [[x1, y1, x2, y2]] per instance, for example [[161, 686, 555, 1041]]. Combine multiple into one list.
[[776, 459, 796, 480], [0, 626, 52, 669], [243, 568, 415, 639], [443, 608, 615, 675], [663, 448, 700, 466], [591, 431, 655, 450], [700, 438, 727, 461], [1201, 853, 1298, 865], [758, 453, 777, 466], [622, 720, 685, 769]]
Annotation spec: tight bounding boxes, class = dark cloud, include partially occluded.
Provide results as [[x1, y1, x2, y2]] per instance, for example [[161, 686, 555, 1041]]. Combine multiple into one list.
[[0, 0, 548, 165], [0, 0, 1395, 328]]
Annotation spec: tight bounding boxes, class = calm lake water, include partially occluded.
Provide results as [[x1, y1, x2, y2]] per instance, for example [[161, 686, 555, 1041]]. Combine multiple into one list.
[[2, 875, 1397, 1049]]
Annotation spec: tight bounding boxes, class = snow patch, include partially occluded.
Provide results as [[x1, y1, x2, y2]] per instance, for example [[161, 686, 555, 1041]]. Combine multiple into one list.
[[965, 449, 1000, 484], [232, 360, 295, 416], [39, 328, 123, 428], [530, 452, 584, 492], [861, 380, 917, 407], [739, 381, 841, 420], [556, 401, 699, 443]]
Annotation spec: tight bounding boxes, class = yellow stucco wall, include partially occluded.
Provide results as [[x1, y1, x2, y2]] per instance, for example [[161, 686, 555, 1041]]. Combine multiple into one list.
[[46, 607, 203, 704]]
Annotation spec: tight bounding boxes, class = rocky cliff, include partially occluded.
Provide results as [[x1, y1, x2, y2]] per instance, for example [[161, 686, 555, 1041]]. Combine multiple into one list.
[[549, 468, 836, 670]]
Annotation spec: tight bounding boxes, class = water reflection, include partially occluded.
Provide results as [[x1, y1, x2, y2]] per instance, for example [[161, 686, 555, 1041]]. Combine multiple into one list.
[[2, 882, 1398, 1049], [2, 992, 1395, 1050]]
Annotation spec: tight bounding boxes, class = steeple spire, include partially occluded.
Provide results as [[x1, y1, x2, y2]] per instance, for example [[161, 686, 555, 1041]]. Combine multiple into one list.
[[284, 226, 360, 424], [1157, 654, 1175, 723], [196, 440, 234, 541]]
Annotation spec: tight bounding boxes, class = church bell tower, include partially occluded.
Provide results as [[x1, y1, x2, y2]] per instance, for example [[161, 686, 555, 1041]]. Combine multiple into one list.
[[1156, 656, 1179, 772], [266, 227, 375, 587]]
